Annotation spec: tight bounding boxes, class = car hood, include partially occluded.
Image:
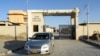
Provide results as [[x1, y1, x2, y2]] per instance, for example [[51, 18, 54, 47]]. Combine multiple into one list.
[[26, 40, 50, 46]]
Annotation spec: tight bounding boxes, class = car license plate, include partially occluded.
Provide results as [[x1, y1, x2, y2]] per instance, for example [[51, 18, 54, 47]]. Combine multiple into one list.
[[32, 50, 38, 53]]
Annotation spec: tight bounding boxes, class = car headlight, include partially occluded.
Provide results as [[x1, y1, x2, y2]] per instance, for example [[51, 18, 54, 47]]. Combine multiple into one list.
[[41, 44, 49, 49]]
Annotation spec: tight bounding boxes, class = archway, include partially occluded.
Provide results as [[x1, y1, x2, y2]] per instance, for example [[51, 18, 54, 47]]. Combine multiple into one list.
[[27, 8, 80, 40]]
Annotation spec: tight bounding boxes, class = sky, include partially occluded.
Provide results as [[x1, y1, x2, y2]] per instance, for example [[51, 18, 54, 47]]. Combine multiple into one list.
[[0, 0, 100, 29]]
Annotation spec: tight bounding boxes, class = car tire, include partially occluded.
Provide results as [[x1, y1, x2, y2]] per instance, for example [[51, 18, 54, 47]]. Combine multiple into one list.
[[53, 44, 54, 47], [48, 46, 53, 55], [26, 51, 31, 55]]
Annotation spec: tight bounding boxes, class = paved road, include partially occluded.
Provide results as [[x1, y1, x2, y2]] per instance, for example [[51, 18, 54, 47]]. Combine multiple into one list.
[[7, 39, 100, 56]]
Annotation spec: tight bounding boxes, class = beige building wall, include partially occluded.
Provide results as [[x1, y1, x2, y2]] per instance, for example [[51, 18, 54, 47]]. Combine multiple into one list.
[[78, 23, 100, 39], [0, 26, 26, 39], [88, 24, 100, 36], [8, 10, 27, 25], [77, 26, 87, 38]]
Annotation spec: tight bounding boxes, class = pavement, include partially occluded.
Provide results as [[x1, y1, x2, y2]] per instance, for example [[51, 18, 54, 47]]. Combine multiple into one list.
[[0, 39, 25, 56], [0, 37, 100, 56], [7, 39, 100, 56]]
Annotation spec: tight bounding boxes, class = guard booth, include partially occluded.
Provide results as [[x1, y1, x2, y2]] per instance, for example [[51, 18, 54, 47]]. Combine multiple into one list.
[[27, 8, 80, 40]]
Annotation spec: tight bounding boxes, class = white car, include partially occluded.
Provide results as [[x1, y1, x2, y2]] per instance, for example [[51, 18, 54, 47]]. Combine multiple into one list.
[[24, 32, 54, 54]]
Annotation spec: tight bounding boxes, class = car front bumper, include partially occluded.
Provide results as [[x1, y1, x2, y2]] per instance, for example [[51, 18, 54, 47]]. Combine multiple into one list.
[[24, 46, 49, 54]]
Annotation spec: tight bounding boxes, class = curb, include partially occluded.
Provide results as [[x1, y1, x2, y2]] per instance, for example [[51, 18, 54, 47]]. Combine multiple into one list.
[[0, 50, 12, 56], [80, 39, 100, 48], [0, 46, 24, 56]]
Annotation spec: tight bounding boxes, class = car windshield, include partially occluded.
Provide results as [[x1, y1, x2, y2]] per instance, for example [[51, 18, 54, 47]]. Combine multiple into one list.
[[30, 33, 49, 40]]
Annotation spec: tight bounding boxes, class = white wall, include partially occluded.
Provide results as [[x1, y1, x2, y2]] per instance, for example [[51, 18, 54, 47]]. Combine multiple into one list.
[[28, 11, 44, 37], [45, 27, 54, 33]]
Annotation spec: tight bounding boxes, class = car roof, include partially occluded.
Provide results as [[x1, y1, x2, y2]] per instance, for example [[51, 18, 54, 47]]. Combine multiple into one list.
[[35, 32, 52, 34]]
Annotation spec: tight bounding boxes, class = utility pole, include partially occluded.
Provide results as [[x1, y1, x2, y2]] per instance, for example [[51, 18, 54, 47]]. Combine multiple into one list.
[[26, 0, 28, 41], [86, 4, 89, 40]]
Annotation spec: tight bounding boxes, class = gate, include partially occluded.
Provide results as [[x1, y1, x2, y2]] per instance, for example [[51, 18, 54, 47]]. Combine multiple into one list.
[[59, 25, 75, 39]]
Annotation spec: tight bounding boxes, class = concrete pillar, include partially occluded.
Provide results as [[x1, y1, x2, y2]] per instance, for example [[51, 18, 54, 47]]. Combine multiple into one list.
[[75, 12, 79, 40], [71, 15, 75, 25], [74, 8, 80, 40], [5, 22, 8, 26], [28, 11, 32, 38]]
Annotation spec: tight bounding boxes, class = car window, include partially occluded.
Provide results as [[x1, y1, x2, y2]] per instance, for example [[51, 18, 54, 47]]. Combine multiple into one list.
[[31, 33, 49, 40], [49, 33, 53, 40]]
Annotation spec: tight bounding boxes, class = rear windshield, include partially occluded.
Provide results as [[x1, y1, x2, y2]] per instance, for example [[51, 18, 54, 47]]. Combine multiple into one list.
[[31, 33, 49, 40]]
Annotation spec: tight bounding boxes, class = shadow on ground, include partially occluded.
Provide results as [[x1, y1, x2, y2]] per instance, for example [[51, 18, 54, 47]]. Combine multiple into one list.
[[4, 40, 26, 51], [54, 35, 74, 40], [4, 40, 48, 56], [79, 35, 100, 49], [11, 48, 48, 56]]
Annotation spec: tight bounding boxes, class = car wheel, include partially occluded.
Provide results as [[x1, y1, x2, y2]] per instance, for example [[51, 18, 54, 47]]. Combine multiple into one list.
[[26, 51, 31, 55], [48, 46, 53, 55], [53, 44, 54, 47]]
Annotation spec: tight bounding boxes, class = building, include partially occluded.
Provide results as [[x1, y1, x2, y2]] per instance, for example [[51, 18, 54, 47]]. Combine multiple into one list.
[[0, 9, 100, 40], [8, 10, 27, 26], [6, 8, 80, 40], [44, 25, 55, 33], [79, 22, 100, 36], [27, 8, 80, 40]]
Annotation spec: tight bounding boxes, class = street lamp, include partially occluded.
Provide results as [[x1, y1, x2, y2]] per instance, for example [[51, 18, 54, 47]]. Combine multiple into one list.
[[26, 0, 28, 41]]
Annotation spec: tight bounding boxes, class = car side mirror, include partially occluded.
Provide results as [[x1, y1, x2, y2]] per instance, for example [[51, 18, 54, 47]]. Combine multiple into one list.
[[51, 37, 54, 40], [28, 37, 32, 40]]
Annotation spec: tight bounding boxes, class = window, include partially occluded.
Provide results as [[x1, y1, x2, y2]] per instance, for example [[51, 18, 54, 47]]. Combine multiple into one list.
[[0, 24, 5, 26], [24, 18, 27, 22], [12, 23, 20, 26], [31, 33, 49, 40], [33, 25, 38, 32]]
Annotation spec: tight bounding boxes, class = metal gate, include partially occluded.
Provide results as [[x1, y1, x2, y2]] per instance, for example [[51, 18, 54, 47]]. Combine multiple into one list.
[[59, 25, 75, 39]]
